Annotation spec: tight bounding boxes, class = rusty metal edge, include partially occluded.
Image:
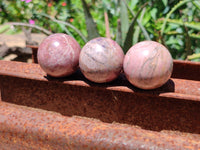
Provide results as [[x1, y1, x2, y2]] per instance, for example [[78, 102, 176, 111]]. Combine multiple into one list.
[[173, 59, 200, 65], [0, 60, 200, 102], [172, 60, 200, 81], [0, 101, 199, 149]]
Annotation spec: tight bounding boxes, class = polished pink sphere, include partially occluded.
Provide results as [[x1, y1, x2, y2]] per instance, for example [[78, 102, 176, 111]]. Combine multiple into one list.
[[123, 41, 173, 89], [79, 37, 124, 83], [37, 33, 81, 77]]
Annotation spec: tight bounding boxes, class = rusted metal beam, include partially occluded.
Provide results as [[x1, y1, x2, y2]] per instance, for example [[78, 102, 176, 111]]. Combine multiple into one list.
[[0, 60, 200, 149], [26, 45, 38, 63], [0, 102, 199, 149], [0, 60, 199, 101], [172, 60, 200, 81]]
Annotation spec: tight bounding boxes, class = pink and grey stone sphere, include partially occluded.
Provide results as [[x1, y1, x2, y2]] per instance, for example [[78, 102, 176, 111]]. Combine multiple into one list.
[[79, 37, 124, 83], [123, 41, 173, 90], [37, 33, 81, 77]]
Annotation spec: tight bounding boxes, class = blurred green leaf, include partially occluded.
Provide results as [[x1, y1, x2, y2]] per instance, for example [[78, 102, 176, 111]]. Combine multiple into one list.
[[187, 53, 200, 60], [122, 0, 150, 40], [133, 7, 146, 44], [142, 10, 152, 25], [0, 24, 11, 34], [193, 1, 200, 10], [81, 0, 100, 40], [150, 8, 158, 20], [166, 19, 200, 31], [162, 0, 168, 7], [120, 0, 129, 44], [190, 33, 200, 39], [161, 0, 192, 35], [123, 3, 147, 53], [36, 13, 87, 42]]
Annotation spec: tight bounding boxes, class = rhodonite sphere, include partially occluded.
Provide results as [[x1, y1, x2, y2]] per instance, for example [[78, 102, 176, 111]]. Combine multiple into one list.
[[79, 37, 124, 83], [37, 33, 81, 77], [123, 41, 173, 89]]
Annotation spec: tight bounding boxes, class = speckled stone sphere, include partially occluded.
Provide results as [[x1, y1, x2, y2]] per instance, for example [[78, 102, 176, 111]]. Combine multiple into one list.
[[37, 33, 81, 77], [79, 37, 124, 83], [123, 41, 173, 89]]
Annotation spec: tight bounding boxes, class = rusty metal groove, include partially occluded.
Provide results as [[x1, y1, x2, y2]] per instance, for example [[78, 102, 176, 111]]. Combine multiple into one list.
[[0, 60, 200, 149], [0, 60, 199, 102], [172, 60, 200, 81], [1, 74, 199, 134], [0, 102, 199, 150]]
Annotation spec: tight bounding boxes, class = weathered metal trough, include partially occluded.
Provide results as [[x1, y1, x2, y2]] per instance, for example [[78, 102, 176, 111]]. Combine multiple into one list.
[[0, 56, 200, 149]]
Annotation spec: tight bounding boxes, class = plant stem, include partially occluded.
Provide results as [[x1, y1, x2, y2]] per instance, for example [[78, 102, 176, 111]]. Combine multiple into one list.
[[161, 0, 192, 35], [104, 11, 111, 39], [165, 19, 200, 31], [6, 22, 52, 35], [116, 19, 122, 46], [192, 1, 200, 10], [183, 22, 192, 57], [38, 13, 88, 42], [187, 53, 200, 60]]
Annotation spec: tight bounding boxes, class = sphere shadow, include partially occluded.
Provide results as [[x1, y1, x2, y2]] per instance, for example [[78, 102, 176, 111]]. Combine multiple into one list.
[[45, 69, 175, 96]]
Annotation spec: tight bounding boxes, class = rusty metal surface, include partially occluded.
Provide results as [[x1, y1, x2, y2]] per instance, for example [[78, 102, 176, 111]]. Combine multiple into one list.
[[0, 60, 200, 149], [0, 102, 200, 150], [172, 60, 200, 81], [27, 45, 38, 63], [0, 60, 199, 101], [0, 74, 200, 133]]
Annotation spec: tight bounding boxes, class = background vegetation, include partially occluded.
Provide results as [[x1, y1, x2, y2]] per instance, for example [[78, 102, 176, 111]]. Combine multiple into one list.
[[0, 0, 200, 61]]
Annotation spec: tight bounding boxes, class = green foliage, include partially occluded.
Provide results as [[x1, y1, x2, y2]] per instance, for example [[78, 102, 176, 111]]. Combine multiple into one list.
[[164, 19, 200, 31], [123, 3, 148, 53], [0, 25, 11, 34], [120, 0, 129, 45], [37, 13, 87, 42], [161, 0, 192, 35], [81, 0, 99, 40], [0, 0, 200, 61]]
